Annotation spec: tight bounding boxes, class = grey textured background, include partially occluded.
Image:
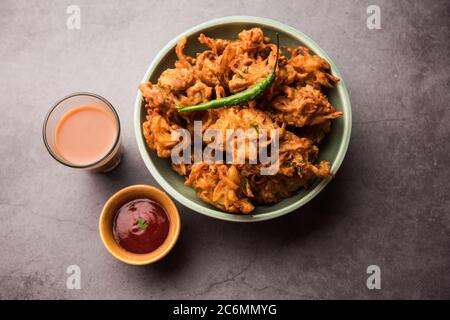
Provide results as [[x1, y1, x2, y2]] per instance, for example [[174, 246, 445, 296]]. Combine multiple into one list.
[[0, 0, 449, 299]]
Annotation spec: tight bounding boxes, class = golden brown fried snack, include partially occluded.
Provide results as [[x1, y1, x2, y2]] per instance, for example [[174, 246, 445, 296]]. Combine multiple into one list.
[[251, 153, 331, 204], [178, 81, 212, 106], [228, 52, 276, 93], [142, 112, 180, 158], [242, 131, 330, 204], [277, 131, 331, 178], [288, 46, 339, 89], [194, 51, 223, 87], [206, 107, 282, 139], [238, 28, 265, 43], [198, 33, 231, 55], [272, 84, 343, 127], [158, 68, 195, 92], [185, 163, 254, 214], [139, 82, 166, 109], [204, 107, 284, 162]]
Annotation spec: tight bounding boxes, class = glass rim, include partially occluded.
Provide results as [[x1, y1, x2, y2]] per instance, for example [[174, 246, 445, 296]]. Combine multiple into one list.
[[42, 92, 121, 169]]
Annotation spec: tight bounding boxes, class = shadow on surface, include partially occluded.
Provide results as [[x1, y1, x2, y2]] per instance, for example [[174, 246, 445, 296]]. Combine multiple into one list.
[[86, 146, 160, 200]]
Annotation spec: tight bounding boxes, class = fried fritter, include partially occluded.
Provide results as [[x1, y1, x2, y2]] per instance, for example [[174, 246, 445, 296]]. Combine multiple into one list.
[[142, 112, 179, 158], [272, 84, 342, 127], [288, 46, 339, 89], [185, 163, 254, 214]]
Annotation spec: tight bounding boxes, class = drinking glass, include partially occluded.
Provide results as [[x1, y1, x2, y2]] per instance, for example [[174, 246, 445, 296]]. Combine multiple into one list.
[[43, 92, 122, 172]]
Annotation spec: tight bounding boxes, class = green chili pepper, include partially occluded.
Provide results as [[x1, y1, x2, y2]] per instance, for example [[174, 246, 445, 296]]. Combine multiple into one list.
[[178, 33, 280, 113]]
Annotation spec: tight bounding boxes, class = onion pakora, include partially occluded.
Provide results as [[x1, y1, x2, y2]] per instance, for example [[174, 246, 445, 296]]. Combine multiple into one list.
[[139, 28, 343, 214]]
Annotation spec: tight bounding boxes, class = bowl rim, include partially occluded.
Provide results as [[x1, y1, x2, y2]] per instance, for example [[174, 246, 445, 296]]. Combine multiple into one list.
[[98, 184, 181, 265], [134, 16, 352, 222]]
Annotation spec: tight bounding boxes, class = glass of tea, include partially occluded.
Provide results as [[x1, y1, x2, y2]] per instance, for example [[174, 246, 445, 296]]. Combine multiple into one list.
[[43, 93, 122, 172]]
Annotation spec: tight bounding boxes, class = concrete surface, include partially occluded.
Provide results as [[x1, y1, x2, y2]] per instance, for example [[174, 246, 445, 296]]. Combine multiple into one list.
[[0, 0, 449, 299]]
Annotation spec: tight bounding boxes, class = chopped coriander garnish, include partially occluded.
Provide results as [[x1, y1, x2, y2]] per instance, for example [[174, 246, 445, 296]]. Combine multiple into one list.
[[136, 217, 148, 231]]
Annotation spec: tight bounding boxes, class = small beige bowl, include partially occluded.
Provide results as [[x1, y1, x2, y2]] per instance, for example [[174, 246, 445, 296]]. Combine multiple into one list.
[[99, 185, 180, 265]]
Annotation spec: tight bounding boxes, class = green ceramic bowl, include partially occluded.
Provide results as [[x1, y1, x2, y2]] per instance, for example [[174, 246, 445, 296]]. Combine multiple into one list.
[[134, 16, 352, 222]]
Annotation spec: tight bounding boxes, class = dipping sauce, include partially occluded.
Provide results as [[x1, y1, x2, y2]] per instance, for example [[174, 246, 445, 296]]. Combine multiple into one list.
[[113, 199, 170, 254], [55, 105, 117, 165]]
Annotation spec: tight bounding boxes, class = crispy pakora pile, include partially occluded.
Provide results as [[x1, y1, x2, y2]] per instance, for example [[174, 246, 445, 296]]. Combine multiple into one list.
[[139, 28, 342, 214]]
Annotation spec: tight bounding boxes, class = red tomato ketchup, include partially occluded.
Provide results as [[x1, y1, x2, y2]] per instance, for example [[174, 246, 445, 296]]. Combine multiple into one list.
[[113, 198, 170, 254]]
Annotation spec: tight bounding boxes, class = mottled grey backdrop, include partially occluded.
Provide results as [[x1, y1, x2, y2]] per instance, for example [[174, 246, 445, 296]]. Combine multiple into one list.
[[0, 0, 449, 299]]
